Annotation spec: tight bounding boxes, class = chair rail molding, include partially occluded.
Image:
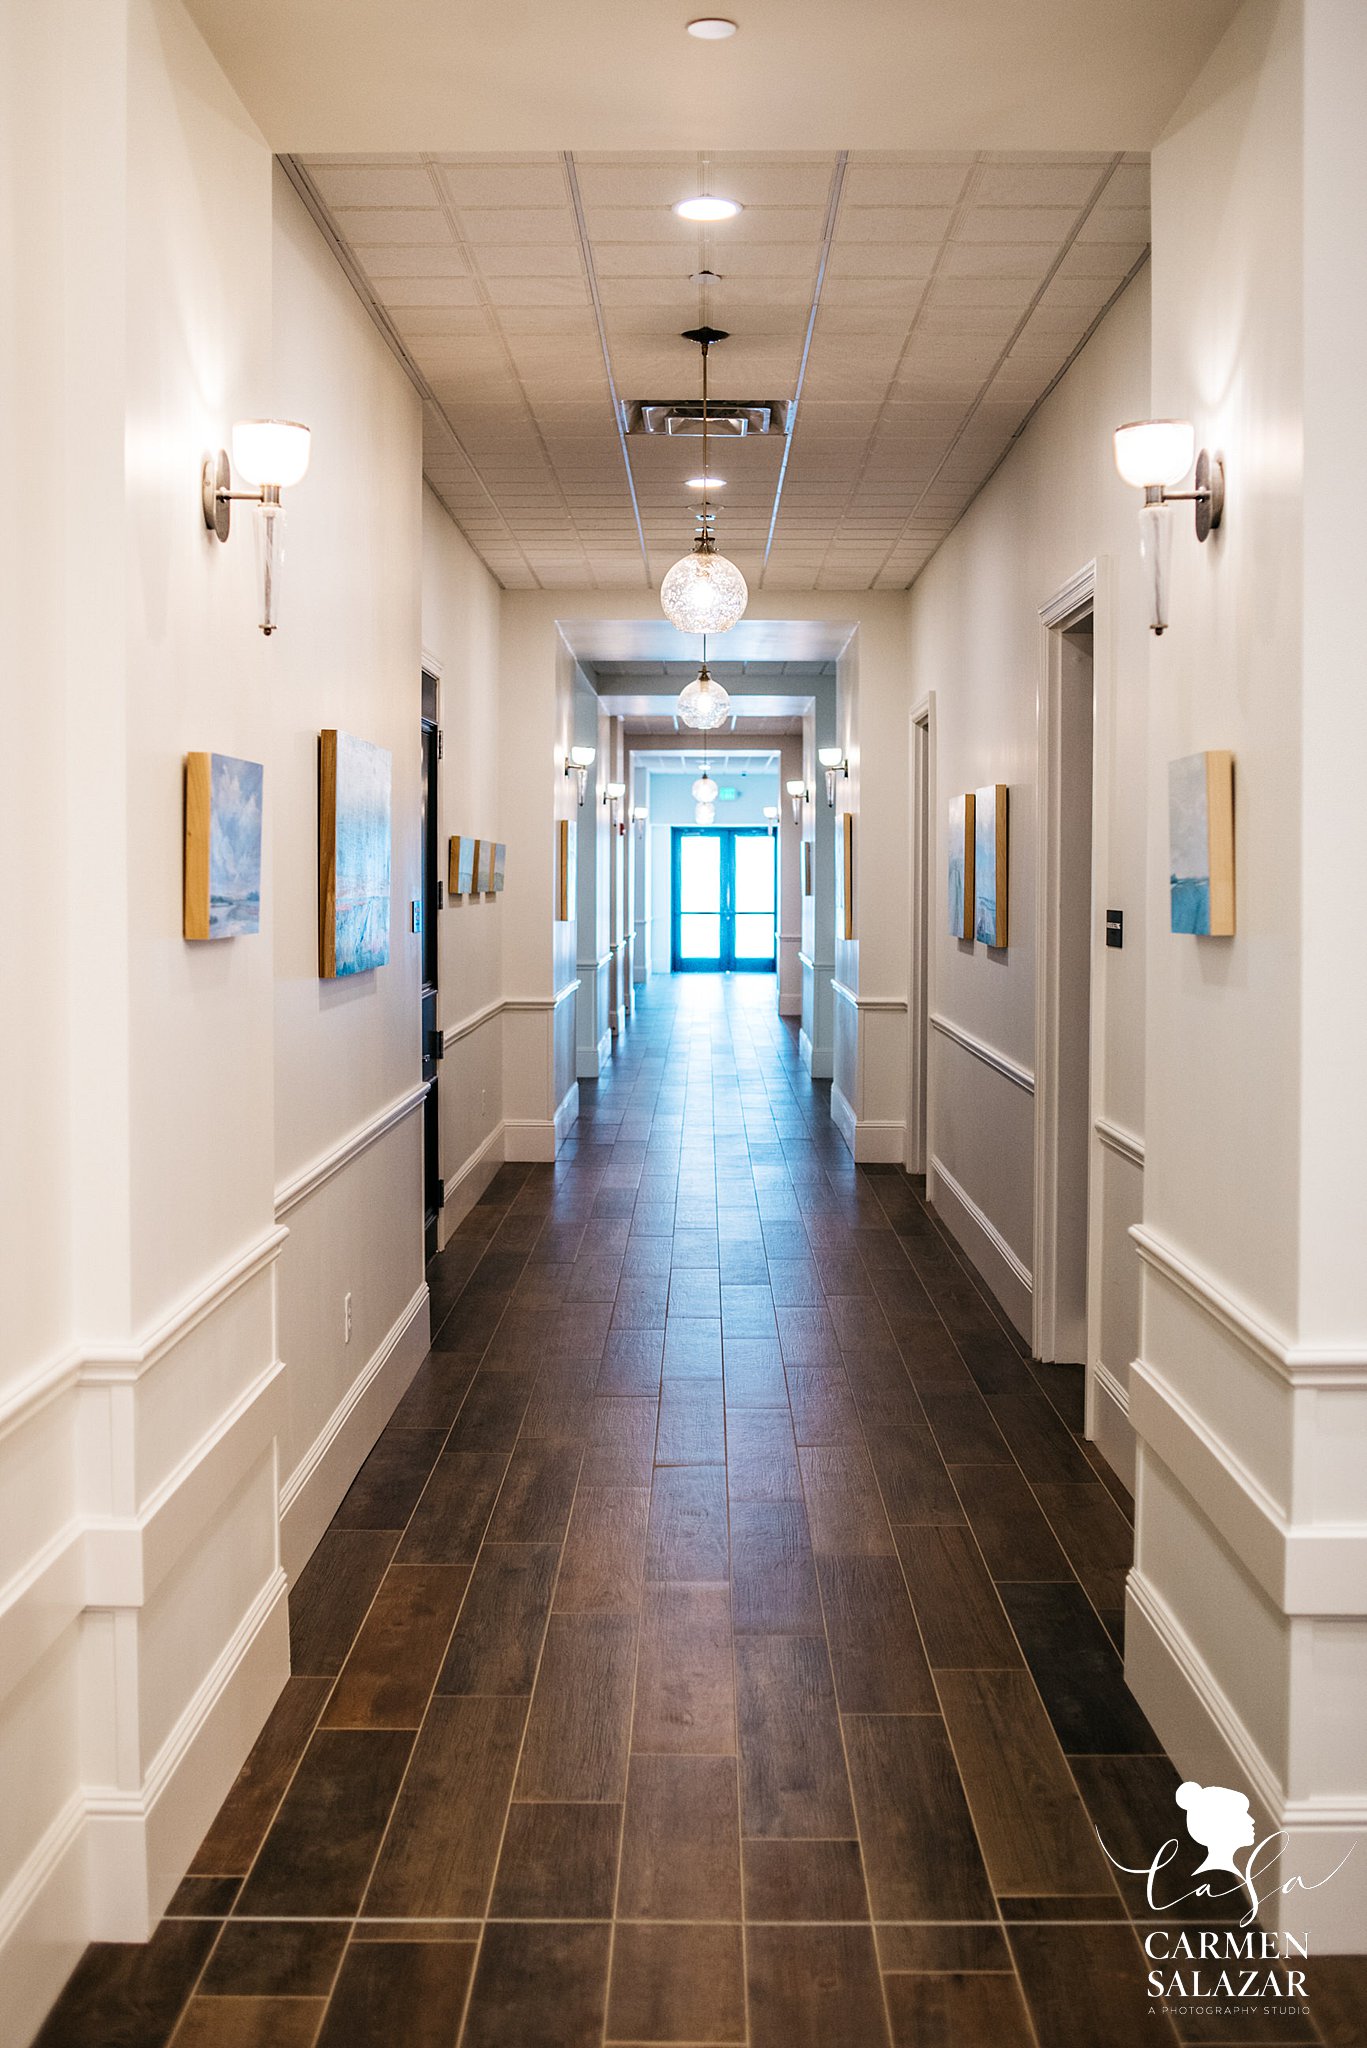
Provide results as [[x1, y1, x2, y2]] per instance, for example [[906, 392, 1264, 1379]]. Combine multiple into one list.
[[929, 1012, 1034, 1092]]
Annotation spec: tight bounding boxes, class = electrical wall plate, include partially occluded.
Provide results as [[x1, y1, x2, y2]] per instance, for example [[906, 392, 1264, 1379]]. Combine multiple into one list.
[[1106, 908, 1124, 949]]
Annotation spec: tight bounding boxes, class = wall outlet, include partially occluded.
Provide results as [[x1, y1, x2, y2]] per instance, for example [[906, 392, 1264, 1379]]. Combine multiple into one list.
[[344, 1291, 353, 1343]]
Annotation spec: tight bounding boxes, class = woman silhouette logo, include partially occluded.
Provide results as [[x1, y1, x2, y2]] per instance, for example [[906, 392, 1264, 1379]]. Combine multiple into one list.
[[1176, 1782, 1257, 1881]]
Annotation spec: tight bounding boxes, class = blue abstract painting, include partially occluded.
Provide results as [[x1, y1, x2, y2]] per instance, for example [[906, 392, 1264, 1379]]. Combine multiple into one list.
[[1169, 753, 1211, 933], [947, 792, 973, 939], [974, 783, 1007, 947], [321, 730, 391, 977], [1168, 750, 1235, 936], [208, 754, 263, 937]]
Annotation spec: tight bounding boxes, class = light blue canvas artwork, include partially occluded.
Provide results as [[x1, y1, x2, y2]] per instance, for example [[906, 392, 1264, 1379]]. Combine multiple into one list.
[[948, 792, 973, 939], [329, 732, 391, 975], [974, 785, 1003, 945], [1169, 751, 1212, 934], [207, 754, 262, 937]]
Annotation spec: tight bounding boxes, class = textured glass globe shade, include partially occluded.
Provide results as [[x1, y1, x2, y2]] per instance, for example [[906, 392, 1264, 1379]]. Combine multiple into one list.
[[695, 802, 716, 825], [676, 668, 732, 732], [660, 548, 748, 633], [691, 773, 719, 803]]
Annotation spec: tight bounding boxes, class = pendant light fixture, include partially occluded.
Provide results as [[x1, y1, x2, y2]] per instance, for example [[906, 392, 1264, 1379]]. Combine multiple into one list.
[[660, 327, 748, 635], [676, 634, 733, 732], [691, 726, 719, 805]]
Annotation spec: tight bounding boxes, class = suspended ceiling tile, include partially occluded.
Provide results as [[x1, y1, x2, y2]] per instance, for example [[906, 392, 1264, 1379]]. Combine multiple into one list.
[[332, 207, 453, 244], [433, 163, 571, 207]]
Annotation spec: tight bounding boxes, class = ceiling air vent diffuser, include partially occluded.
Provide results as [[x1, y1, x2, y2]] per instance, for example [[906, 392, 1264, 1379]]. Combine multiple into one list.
[[624, 399, 790, 438]]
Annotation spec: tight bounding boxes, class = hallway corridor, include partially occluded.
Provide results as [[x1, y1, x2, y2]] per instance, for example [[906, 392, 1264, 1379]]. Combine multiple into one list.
[[37, 979, 1363, 2047]]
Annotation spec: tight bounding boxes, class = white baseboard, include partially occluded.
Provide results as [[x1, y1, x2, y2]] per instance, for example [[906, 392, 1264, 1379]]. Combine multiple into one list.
[[1089, 1358, 1136, 1493], [831, 1082, 857, 1155], [85, 1568, 290, 1940], [1126, 1569, 1367, 1951], [800, 1028, 833, 1080], [830, 1085, 906, 1165], [576, 1030, 612, 1080], [279, 1283, 430, 1583], [504, 1119, 557, 1162], [929, 1154, 1032, 1341], [440, 1122, 505, 1241], [0, 1793, 86, 2048], [556, 1083, 579, 1144]]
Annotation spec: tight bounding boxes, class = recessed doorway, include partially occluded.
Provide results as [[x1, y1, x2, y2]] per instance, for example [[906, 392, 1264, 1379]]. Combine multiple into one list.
[[671, 827, 777, 973]]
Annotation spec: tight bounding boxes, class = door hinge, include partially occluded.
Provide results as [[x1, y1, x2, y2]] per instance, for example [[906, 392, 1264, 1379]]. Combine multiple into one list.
[[437, 728, 444, 759]]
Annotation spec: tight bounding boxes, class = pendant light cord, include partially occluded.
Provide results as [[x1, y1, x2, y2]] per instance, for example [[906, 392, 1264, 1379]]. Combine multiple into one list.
[[701, 339, 711, 541]]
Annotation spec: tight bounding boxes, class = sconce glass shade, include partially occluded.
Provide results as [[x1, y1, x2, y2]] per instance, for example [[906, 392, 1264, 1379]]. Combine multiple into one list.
[[694, 801, 716, 825], [232, 419, 311, 488], [691, 773, 719, 803], [676, 665, 732, 732], [763, 805, 779, 821], [818, 747, 845, 771], [604, 781, 626, 803], [786, 779, 806, 800], [1139, 497, 1174, 635], [633, 806, 648, 822], [570, 745, 595, 768], [660, 547, 748, 634], [1113, 419, 1194, 490]]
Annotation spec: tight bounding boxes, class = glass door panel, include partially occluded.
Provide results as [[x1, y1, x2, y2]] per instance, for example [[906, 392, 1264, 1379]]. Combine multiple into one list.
[[733, 833, 777, 963], [676, 831, 723, 967], [672, 827, 776, 972]]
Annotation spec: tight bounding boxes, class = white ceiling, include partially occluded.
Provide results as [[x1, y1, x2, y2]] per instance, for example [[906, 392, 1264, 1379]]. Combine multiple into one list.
[[294, 147, 1150, 595], [185, 0, 1236, 156], [644, 751, 780, 777]]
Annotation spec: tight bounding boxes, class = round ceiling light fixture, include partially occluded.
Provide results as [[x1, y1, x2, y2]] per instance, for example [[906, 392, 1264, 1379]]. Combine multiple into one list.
[[686, 475, 725, 491], [674, 195, 742, 222], [676, 643, 733, 732], [686, 17, 738, 37], [691, 771, 720, 803], [695, 801, 717, 825], [661, 326, 749, 634]]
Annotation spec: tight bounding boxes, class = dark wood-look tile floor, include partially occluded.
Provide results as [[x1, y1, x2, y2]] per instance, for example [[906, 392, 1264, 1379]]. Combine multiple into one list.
[[39, 977, 1367, 2047]]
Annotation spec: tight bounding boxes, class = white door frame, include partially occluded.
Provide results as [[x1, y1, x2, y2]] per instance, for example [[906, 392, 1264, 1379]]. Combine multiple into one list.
[[906, 695, 935, 1176], [1033, 559, 1111, 1385]]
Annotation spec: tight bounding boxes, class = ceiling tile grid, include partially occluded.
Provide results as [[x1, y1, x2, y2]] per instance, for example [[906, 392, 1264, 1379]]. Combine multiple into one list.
[[298, 148, 1148, 596]]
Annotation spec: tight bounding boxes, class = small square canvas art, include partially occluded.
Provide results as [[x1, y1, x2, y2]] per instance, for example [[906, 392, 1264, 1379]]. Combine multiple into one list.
[[477, 839, 496, 893], [948, 792, 975, 940], [492, 842, 506, 892], [557, 817, 576, 921], [184, 752, 263, 940], [974, 784, 1008, 947], [1169, 750, 1235, 935], [449, 835, 476, 896], [835, 811, 855, 941], [319, 730, 391, 978]]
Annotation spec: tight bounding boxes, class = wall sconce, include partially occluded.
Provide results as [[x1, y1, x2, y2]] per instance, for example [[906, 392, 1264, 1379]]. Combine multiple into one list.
[[785, 778, 807, 825], [1113, 420, 1224, 635], [818, 748, 848, 808], [202, 419, 312, 635], [566, 745, 595, 806], [603, 780, 626, 815], [763, 805, 779, 833], [633, 805, 649, 837]]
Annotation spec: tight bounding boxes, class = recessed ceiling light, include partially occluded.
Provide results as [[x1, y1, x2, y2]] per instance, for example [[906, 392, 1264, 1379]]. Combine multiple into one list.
[[675, 196, 742, 222], [686, 475, 726, 490], [686, 17, 738, 36]]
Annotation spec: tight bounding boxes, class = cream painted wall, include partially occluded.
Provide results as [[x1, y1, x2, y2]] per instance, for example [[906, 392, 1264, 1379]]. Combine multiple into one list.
[[268, 164, 428, 1569], [424, 483, 507, 1223], [904, 268, 1151, 1392], [1128, 0, 1367, 1952]]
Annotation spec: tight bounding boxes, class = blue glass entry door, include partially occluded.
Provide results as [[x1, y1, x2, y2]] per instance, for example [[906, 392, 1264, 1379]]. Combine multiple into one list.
[[671, 827, 776, 973]]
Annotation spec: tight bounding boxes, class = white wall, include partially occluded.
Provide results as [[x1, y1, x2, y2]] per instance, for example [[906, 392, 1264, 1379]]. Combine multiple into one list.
[[1127, 0, 1367, 1953], [904, 268, 1151, 1415], [425, 484, 507, 1225]]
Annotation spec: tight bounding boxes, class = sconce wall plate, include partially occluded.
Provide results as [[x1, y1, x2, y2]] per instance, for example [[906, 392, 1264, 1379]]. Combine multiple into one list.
[[1193, 448, 1224, 543], [202, 452, 231, 541]]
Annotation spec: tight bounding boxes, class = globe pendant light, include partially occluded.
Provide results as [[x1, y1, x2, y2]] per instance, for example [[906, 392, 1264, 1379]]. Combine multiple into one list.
[[691, 728, 719, 804], [660, 326, 748, 634], [676, 635, 732, 732]]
